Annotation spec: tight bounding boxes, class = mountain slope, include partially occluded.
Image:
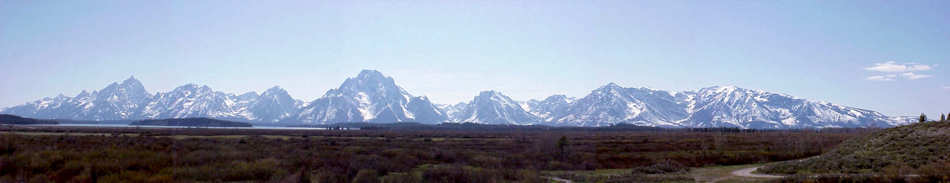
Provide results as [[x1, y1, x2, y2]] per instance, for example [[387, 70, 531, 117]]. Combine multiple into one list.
[[1, 78, 284, 123], [140, 84, 256, 121], [761, 121, 950, 175], [526, 95, 574, 122], [248, 86, 301, 122], [544, 83, 688, 127], [0, 70, 904, 128], [1, 77, 151, 121], [451, 91, 539, 125], [681, 86, 893, 128], [0, 114, 58, 125], [294, 70, 447, 123]]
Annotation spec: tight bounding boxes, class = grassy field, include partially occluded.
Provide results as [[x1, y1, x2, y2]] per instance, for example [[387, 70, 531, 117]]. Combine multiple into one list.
[[0, 126, 867, 182], [690, 164, 774, 183], [760, 121, 950, 182], [540, 164, 782, 183]]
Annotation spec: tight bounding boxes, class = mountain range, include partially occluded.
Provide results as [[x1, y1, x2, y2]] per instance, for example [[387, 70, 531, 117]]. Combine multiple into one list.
[[0, 70, 913, 128]]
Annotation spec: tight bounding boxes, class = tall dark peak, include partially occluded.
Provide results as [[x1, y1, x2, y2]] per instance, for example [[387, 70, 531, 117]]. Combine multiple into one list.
[[296, 70, 444, 123], [102, 76, 146, 91], [259, 86, 293, 101], [96, 76, 150, 101], [336, 70, 403, 96], [473, 90, 517, 105], [477, 90, 503, 97], [76, 90, 92, 98], [357, 69, 386, 79], [121, 76, 142, 86], [261, 86, 293, 100], [264, 86, 286, 94], [596, 82, 625, 92], [349, 69, 394, 85]]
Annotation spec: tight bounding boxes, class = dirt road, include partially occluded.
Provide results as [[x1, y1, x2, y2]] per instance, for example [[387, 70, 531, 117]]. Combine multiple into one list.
[[542, 176, 573, 183], [731, 167, 785, 179]]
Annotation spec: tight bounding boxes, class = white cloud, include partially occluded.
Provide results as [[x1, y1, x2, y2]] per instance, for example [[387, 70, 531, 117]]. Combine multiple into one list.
[[864, 61, 936, 81], [865, 61, 934, 73], [901, 72, 932, 80], [866, 74, 898, 81]]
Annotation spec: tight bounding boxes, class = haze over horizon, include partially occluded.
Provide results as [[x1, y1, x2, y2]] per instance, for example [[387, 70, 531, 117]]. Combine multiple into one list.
[[1, 1, 948, 117]]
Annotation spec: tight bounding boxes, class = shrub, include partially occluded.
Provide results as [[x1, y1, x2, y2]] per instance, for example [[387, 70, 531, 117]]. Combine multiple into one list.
[[352, 169, 379, 183], [630, 160, 688, 174], [224, 158, 283, 181], [918, 161, 950, 182], [380, 172, 418, 183]]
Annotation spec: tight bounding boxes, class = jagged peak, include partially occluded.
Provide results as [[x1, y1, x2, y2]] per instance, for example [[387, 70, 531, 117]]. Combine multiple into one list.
[[338, 70, 402, 92], [473, 90, 518, 106], [356, 69, 386, 79], [704, 85, 740, 92], [95, 77, 148, 99], [590, 83, 628, 97], [178, 83, 199, 88], [698, 85, 795, 98], [697, 85, 753, 96], [101, 76, 146, 92], [122, 75, 141, 84], [478, 90, 504, 96], [263, 86, 287, 95], [595, 82, 626, 92], [174, 83, 212, 92]]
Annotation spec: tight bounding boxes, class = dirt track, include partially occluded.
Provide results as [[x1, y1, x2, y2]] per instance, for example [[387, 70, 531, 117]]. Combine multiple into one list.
[[731, 167, 784, 179]]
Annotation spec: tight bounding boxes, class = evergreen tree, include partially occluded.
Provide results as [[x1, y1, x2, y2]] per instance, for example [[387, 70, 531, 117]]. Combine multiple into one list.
[[557, 136, 569, 159], [919, 113, 927, 123]]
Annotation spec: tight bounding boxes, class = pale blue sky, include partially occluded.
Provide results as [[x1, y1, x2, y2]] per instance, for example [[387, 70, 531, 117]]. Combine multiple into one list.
[[1, 0, 948, 116]]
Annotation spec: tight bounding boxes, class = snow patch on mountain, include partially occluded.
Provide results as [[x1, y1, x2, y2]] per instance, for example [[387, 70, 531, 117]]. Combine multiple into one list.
[[0, 70, 907, 129]]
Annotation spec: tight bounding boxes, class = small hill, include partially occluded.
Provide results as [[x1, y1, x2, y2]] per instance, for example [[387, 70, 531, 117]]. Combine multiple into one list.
[[131, 118, 252, 127], [0, 114, 58, 125], [760, 121, 950, 175]]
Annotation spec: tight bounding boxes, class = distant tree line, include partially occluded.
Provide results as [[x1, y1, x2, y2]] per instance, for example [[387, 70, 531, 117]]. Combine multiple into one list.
[[918, 113, 950, 123]]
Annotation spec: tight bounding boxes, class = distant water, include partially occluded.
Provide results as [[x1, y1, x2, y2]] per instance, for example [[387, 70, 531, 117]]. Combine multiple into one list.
[[22, 123, 329, 130]]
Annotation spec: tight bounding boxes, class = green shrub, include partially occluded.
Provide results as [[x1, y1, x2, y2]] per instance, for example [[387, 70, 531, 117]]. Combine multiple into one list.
[[630, 160, 688, 174], [352, 169, 379, 183], [380, 172, 418, 183]]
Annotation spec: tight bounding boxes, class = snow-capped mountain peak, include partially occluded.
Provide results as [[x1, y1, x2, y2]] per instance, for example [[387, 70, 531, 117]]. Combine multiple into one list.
[[0, 70, 906, 128], [294, 70, 445, 123], [450, 90, 538, 125], [263, 86, 287, 95]]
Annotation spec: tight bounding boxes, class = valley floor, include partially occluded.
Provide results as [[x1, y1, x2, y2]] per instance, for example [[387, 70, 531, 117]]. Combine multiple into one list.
[[0, 125, 865, 182]]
